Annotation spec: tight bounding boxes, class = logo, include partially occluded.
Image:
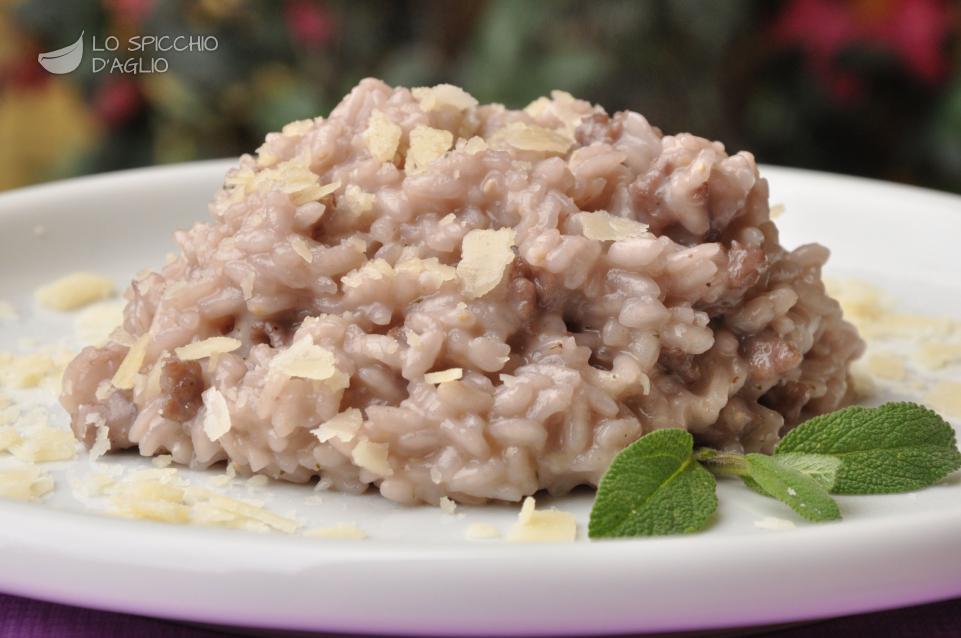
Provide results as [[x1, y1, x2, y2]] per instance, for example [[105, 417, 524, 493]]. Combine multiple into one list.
[[37, 32, 219, 75], [37, 31, 84, 74]]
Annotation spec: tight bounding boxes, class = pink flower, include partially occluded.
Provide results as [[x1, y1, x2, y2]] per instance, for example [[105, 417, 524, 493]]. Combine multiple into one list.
[[284, 1, 334, 49], [773, 0, 953, 98], [94, 78, 142, 126]]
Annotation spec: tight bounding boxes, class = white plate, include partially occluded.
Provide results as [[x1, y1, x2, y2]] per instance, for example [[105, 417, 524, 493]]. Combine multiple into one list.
[[0, 162, 959, 636]]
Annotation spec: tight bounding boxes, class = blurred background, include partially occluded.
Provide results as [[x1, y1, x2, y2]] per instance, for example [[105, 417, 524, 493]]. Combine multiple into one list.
[[1, 0, 959, 193]]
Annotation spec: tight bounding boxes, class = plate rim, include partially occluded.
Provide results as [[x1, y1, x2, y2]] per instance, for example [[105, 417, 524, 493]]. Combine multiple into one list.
[[1, 161, 960, 635]]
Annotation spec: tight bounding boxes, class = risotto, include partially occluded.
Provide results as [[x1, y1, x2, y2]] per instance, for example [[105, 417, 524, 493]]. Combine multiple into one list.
[[60, 79, 864, 505]]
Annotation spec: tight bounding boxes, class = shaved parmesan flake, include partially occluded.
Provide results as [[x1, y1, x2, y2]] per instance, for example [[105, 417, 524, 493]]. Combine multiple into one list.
[[35, 272, 115, 311], [0, 465, 54, 502], [351, 438, 393, 477], [456, 228, 516, 298], [424, 368, 463, 385], [465, 523, 501, 540], [770, 203, 786, 219], [491, 121, 572, 155], [309, 180, 342, 202], [202, 387, 232, 441], [270, 337, 346, 387], [112, 334, 149, 390], [175, 337, 242, 361], [290, 235, 313, 263], [405, 125, 454, 173], [10, 427, 77, 463], [304, 523, 367, 540], [364, 110, 402, 163], [508, 497, 577, 543], [412, 84, 478, 112], [578, 210, 649, 241], [312, 408, 363, 443]]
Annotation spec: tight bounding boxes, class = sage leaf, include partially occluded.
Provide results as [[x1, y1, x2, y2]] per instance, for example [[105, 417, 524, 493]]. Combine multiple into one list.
[[776, 403, 961, 494], [745, 453, 841, 522], [589, 429, 717, 538], [772, 453, 842, 490]]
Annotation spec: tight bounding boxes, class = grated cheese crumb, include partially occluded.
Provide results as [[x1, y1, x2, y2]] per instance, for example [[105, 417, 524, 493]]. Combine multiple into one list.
[[152, 454, 173, 468], [88, 424, 110, 460], [456, 228, 516, 299], [246, 474, 269, 488], [578, 210, 649, 241], [916, 342, 961, 370], [311, 408, 363, 443], [304, 523, 367, 540], [866, 352, 907, 382], [424, 368, 463, 385], [175, 337, 242, 361], [10, 426, 77, 463], [186, 488, 302, 533], [208, 462, 237, 487], [770, 203, 786, 219], [439, 496, 457, 514], [281, 118, 315, 137], [341, 258, 394, 289], [508, 496, 577, 543], [461, 136, 488, 155], [0, 425, 22, 452], [405, 125, 454, 173], [35, 272, 115, 311], [0, 465, 55, 502], [112, 334, 149, 390], [0, 350, 69, 389], [924, 381, 961, 419], [74, 300, 125, 346], [363, 110, 402, 163], [351, 438, 393, 477], [341, 185, 376, 217], [754, 516, 797, 531], [465, 522, 501, 540], [201, 387, 232, 442]]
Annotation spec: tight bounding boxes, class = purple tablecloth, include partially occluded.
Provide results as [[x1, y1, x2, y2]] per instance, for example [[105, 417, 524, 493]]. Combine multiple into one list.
[[1, 593, 959, 637]]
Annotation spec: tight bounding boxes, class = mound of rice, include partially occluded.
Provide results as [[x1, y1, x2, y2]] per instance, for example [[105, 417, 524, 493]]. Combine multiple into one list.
[[60, 79, 864, 505]]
